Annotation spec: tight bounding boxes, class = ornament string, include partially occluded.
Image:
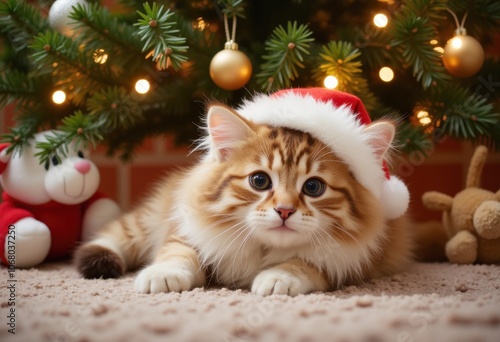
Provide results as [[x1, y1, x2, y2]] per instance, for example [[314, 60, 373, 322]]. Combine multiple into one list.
[[223, 13, 237, 43], [446, 8, 469, 35]]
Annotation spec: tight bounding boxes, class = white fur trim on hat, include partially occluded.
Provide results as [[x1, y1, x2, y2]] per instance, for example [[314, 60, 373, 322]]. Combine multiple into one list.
[[237, 92, 409, 219]]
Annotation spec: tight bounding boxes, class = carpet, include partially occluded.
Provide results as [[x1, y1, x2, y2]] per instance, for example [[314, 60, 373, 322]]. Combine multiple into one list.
[[1, 261, 499, 342]]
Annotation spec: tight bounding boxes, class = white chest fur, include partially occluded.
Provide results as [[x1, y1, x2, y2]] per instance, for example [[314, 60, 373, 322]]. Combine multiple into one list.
[[175, 206, 378, 288]]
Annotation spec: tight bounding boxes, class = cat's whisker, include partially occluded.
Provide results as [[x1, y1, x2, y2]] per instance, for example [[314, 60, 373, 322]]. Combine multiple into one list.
[[330, 221, 365, 253], [202, 224, 247, 280], [327, 222, 367, 280], [306, 229, 323, 261], [198, 222, 245, 259], [184, 214, 244, 245], [211, 225, 250, 283], [231, 224, 257, 287], [313, 221, 354, 280], [310, 226, 341, 269]]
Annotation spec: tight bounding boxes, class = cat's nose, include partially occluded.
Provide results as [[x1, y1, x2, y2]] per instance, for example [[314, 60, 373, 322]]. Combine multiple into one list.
[[275, 207, 296, 221]]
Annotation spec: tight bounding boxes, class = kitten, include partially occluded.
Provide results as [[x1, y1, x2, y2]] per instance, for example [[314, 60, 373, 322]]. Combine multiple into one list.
[[75, 90, 413, 296]]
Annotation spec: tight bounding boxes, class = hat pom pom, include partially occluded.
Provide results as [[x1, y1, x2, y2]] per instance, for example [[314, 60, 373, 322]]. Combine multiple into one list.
[[381, 176, 410, 219]]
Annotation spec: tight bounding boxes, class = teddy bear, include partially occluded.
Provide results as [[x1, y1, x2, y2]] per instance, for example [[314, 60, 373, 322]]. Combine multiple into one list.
[[0, 130, 121, 268], [422, 145, 500, 264]]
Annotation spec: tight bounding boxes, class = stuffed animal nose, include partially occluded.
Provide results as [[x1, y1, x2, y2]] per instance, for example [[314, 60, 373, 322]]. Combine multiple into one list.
[[74, 160, 91, 174], [274, 207, 296, 221]]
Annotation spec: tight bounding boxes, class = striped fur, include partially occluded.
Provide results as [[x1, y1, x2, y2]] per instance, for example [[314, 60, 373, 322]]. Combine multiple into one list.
[[75, 105, 413, 296]]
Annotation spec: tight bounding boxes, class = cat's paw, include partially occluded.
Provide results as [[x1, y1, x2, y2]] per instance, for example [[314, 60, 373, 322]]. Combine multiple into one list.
[[251, 269, 309, 296], [135, 261, 196, 294], [74, 243, 125, 279]]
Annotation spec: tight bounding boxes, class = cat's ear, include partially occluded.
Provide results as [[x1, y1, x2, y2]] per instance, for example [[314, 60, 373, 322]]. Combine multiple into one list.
[[207, 105, 254, 161], [363, 121, 395, 160]]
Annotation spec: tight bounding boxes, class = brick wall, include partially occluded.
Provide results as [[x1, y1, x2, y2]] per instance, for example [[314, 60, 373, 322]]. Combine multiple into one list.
[[2, 103, 499, 221]]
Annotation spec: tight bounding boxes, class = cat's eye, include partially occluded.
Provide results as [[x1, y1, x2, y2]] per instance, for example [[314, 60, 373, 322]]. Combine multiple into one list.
[[302, 178, 326, 197], [77, 151, 85, 158], [52, 156, 60, 166], [249, 172, 272, 191]]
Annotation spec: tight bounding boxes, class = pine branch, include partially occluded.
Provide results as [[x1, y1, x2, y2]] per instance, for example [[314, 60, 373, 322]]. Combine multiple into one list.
[[69, 2, 144, 64], [134, 2, 188, 70], [391, 13, 450, 89], [86, 86, 144, 129], [0, 69, 43, 107], [396, 121, 432, 155], [314, 41, 389, 117], [218, 0, 246, 19], [354, 27, 394, 71], [1, 0, 499, 161], [403, 0, 449, 23], [34, 111, 108, 164], [0, 107, 44, 158], [257, 22, 314, 92], [0, 0, 49, 51], [316, 41, 362, 91], [30, 30, 120, 105], [424, 84, 500, 142]]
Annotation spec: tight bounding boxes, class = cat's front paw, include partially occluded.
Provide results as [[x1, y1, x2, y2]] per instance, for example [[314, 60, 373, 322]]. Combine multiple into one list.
[[251, 269, 309, 296], [135, 261, 196, 294], [74, 243, 125, 279]]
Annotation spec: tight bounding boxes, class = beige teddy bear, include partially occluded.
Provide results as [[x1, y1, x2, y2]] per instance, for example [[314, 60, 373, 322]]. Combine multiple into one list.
[[422, 145, 500, 264]]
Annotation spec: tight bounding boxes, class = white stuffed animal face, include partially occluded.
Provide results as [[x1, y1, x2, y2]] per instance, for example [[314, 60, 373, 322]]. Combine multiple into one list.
[[0, 131, 100, 205]]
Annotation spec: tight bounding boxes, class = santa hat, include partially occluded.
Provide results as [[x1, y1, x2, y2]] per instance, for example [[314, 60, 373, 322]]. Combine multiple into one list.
[[237, 88, 409, 219], [0, 143, 9, 174]]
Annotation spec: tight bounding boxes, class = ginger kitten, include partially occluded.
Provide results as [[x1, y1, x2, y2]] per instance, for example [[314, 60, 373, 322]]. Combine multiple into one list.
[[75, 89, 412, 296]]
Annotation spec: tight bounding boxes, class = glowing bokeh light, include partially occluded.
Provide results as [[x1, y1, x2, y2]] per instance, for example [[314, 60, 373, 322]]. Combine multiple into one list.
[[52, 90, 66, 104], [135, 79, 150, 94], [323, 75, 339, 89], [373, 13, 388, 28], [379, 67, 394, 82]]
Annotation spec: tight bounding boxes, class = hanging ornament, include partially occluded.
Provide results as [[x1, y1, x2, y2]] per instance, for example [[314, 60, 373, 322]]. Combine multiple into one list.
[[209, 13, 252, 90], [48, 0, 88, 37], [442, 10, 484, 78]]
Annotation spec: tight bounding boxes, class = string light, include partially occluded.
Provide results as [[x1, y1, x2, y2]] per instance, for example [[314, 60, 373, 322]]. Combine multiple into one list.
[[52, 90, 66, 104], [434, 46, 444, 56], [430, 39, 438, 45], [135, 79, 150, 94], [93, 49, 108, 64], [417, 110, 431, 125], [373, 13, 388, 28], [379, 67, 394, 82], [323, 75, 339, 89], [192, 17, 208, 31]]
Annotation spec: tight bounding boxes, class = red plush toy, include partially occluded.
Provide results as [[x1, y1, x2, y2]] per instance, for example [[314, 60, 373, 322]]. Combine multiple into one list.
[[0, 131, 120, 268]]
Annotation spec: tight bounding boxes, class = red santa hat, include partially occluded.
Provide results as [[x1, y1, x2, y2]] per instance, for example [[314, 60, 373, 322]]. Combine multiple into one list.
[[0, 143, 9, 174], [237, 88, 409, 219]]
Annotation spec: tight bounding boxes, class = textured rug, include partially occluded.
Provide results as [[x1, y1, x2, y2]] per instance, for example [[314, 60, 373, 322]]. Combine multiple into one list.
[[1, 261, 499, 342]]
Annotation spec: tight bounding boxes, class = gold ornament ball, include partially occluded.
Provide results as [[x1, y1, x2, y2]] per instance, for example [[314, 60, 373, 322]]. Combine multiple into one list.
[[210, 48, 252, 90], [443, 35, 484, 77]]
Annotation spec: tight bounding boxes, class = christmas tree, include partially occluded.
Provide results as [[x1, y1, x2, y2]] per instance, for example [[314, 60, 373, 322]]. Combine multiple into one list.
[[0, 0, 499, 163]]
